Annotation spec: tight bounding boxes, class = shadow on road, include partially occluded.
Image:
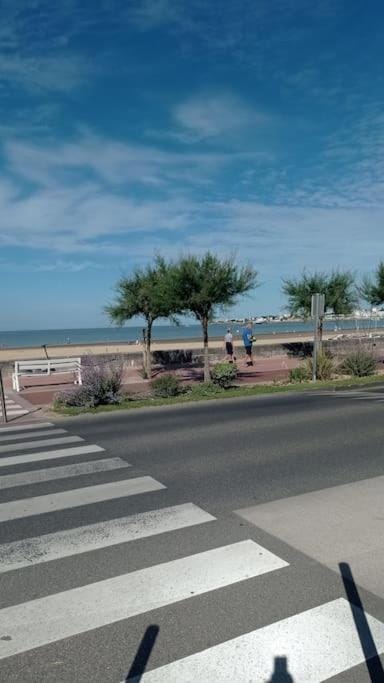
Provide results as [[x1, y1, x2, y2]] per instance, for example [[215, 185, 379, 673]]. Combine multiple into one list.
[[340, 561, 384, 682], [125, 624, 159, 682], [267, 655, 294, 681], [124, 566, 384, 682]]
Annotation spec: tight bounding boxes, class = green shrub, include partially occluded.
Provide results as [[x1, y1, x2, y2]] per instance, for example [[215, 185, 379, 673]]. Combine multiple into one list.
[[289, 366, 309, 383], [211, 362, 238, 388], [187, 382, 224, 398], [54, 356, 124, 408], [151, 374, 183, 397], [306, 351, 334, 380], [340, 349, 376, 377]]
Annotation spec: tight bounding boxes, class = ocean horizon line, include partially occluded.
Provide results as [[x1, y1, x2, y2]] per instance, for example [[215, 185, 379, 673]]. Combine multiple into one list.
[[0, 319, 382, 350]]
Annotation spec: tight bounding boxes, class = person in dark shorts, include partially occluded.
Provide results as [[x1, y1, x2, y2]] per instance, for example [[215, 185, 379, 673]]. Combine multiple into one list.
[[224, 329, 235, 362], [242, 322, 255, 366]]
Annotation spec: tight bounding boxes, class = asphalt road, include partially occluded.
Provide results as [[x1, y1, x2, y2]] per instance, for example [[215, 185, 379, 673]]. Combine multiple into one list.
[[1, 387, 384, 681]]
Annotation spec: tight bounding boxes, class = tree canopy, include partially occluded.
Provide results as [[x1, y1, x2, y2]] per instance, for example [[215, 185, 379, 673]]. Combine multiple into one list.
[[174, 253, 258, 380], [282, 270, 357, 317], [174, 253, 257, 322], [360, 261, 384, 307], [105, 256, 180, 376]]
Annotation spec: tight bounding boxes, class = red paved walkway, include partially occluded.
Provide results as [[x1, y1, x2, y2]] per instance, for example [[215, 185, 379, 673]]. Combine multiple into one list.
[[2, 355, 302, 407]]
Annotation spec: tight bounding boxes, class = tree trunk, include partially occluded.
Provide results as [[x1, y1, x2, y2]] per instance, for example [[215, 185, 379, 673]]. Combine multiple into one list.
[[202, 317, 210, 382], [142, 327, 148, 377], [145, 319, 153, 378]]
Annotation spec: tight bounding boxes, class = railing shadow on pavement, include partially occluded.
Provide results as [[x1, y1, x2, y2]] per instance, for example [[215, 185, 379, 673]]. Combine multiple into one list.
[[339, 562, 384, 682], [125, 624, 159, 682]]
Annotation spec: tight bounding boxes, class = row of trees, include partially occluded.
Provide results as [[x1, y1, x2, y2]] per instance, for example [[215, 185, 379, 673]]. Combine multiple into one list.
[[106, 256, 384, 381], [283, 263, 384, 341], [106, 254, 257, 381]]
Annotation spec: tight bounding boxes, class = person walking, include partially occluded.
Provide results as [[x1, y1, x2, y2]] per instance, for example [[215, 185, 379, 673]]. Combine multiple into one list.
[[242, 322, 255, 366], [224, 329, 235, 362]]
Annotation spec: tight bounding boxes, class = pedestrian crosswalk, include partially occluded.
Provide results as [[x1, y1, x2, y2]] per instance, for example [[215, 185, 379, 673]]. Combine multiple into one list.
[[0, 421, 383, 682], [313, 388, 384, 404], [135, 598, 384, 682], [0, 392, 30, 419]]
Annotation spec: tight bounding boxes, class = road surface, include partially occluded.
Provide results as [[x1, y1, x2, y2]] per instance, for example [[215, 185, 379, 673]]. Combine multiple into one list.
[[1, 386, 384, 681]]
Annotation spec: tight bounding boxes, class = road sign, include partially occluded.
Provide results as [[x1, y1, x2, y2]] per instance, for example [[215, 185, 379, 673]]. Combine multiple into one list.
[[311, 293, 325, 319]]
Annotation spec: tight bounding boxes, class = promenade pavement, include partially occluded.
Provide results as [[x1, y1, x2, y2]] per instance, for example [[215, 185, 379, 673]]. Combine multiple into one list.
[[2, 355, 301, 408]]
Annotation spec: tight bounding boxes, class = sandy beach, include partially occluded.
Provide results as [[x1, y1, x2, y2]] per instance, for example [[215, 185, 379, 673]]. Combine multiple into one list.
[[1, 328, 383, 363]]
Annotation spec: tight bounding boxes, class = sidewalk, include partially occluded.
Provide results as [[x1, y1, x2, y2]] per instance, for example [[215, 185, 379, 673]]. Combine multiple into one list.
[[1, 355, 302, 408]]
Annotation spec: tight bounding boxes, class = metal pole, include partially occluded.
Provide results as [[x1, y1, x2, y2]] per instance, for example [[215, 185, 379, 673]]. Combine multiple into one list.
[[0, 368, 7, 424], [312, 313, 318, 382]]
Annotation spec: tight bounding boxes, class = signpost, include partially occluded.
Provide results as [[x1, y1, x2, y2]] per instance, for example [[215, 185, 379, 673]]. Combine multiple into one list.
[[0, 368, 7, 424], [311, 293, 325, 382]]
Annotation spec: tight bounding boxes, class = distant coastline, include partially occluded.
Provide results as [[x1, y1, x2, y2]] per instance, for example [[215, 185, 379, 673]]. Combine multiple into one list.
[[0, 323, 383, 364], [0, 319, 383, 350]]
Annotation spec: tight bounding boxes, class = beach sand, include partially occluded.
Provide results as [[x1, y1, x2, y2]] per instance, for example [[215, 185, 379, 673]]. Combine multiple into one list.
[[1, 329, 382, 363]]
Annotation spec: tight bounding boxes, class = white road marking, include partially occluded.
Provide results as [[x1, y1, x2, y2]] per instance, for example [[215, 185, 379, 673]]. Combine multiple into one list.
[[135, 598, 384, 682], [0, 422, 54, 432], [0, 457, 130, 490], [0, 503, 215, 572], [0, 476, 165, 522], [0, 435, 83, 453], [0, 540, 287, 659], [0, 444, 105, 468], [0, 428, 66, 443]]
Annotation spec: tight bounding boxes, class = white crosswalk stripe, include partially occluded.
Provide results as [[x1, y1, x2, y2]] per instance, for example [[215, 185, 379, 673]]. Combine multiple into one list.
[[0, 422, 54, 432], [0, 476, 165, 522], [134, 598, 384, 682], [0, 435, 83, 453], [0, 393, 30, 418], [0, 503, 215, 572], [313, 389, 384, 403], [0, 456, 130, 490], [1, 420, 383, 682], [0, 427, 67, 442], [0, 540, 287, 660], [0, 443, 105, 468]]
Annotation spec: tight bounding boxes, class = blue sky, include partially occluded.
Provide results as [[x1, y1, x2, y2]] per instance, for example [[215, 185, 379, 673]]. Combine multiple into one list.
[[1, 0, 383, 329]]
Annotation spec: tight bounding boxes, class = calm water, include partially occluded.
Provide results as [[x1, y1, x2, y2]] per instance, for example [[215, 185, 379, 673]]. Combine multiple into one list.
[[0, 320, 381, 348]]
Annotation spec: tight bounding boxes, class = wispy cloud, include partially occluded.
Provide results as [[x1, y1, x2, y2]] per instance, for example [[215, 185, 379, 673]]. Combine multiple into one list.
[[0, 54, 87, 93], [0, 258, 104, 273], [173, 92, 265, 140], [4, 133, 266, 189], [127, 0, 188, 31], [1, 147, 383, 285], [0, 0, 95, 94]]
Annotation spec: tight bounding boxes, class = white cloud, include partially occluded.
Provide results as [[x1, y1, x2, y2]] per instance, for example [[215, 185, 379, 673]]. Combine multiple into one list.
[[173, 93, 264, 139], [0, 177, 193, 253], [0, 54, 86, 93], [127, 0, 187, 30], [4, 134, 263, 189], [1, 125, 383, 285], [0, 259, 104, 273]]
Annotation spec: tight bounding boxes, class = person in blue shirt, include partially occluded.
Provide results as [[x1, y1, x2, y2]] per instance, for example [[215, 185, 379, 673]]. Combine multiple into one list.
[[242, 322, 255, 366]]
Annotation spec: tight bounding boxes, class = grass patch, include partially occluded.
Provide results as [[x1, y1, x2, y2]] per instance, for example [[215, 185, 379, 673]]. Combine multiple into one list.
[[53, 372, 384, 416]]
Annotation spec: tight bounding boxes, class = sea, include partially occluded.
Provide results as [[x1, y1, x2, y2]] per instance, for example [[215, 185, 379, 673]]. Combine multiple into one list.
[[0, 320, 382, 349]]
